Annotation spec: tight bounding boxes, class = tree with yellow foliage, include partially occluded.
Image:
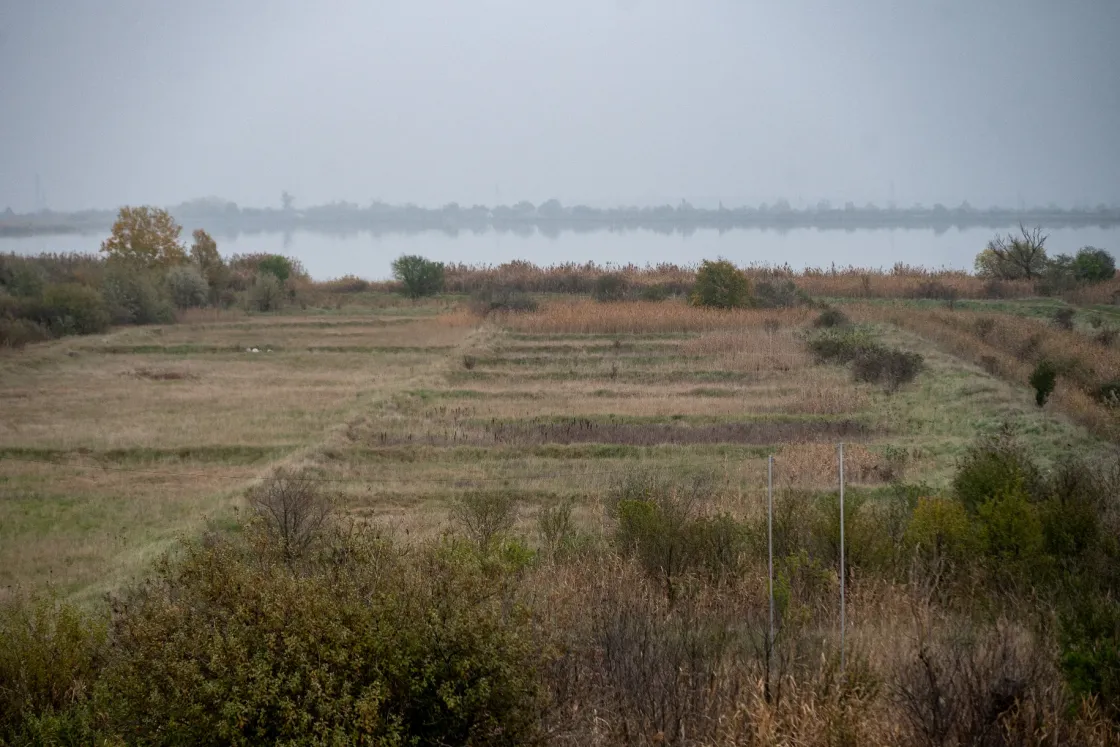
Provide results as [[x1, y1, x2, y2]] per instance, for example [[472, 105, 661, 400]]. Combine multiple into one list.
[[100, 206, 187, 268]]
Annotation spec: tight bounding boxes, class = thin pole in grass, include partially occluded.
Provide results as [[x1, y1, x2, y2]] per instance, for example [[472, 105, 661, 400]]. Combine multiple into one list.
[[838, 441, 846, 675], [766, 453, 775, 701]]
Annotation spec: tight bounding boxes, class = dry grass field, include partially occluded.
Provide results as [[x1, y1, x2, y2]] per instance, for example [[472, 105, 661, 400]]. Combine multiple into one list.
[[2, 296, 1112, 601], [0, 301, 473, 599], [4, 291, 1120, 743]]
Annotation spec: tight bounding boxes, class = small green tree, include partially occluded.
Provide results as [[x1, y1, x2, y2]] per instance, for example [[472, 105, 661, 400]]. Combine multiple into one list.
[[257, 255, 294, 283], [690, 259, 751, 309], [1071, 247, 1116, 283], [1029, 360, 1057, 407], [100, 206, 187, 268], [392, 255, 445, 299]]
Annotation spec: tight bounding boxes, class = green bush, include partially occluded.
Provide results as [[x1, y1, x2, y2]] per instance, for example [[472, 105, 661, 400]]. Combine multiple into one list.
[[613, 485, 748, 596], [0, 258, 46, 298], [813, 307, 851, 328], [392, 254, 445, 299], [690, 259, 751, 309], [806, 327, 876, 364], [248, 271, 285, 312], [638, 283, 672, 302], [851, 345, 924, 393], [807, 489, 895, 576], [101, 264, 174, 325], [903, 496, 980, 567], [976, 487, 1044, 565], [1071, 247, 1116, 283], [952, 429, 1041, 514], [753, 278, 804, 308], [1059, 592, 1120, 719], [95, 531, 545, 745], [257, 254, 294, 283], [0, 592, 106, 743], [22, 283, 112, 335], [165, 264, 210, 309], [593, 272, 630, 302], [1039, 457, 1106, 561], [1029, 359, 1058, 407]]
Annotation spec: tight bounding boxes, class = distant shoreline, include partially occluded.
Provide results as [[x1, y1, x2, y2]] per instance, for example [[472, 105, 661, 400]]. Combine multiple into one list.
[[3, 204, 1119, 240]]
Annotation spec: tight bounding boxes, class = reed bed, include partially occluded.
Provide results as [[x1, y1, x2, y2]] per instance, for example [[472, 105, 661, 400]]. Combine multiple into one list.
[[429, 259, 1040, 300], [498, 300, 813, 334], [776, 441, 883, 487]]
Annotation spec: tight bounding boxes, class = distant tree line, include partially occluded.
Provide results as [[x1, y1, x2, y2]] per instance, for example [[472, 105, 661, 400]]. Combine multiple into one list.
[[3, 196, 1119, 238]]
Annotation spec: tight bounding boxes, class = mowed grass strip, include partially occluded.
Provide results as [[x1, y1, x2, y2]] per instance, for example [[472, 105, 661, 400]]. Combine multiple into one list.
[[0, 308, 474, 597]]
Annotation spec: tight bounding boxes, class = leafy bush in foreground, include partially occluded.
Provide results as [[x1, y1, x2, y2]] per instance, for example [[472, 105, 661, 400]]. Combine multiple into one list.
[[0, 592, 106, 743], [0, 528, 546, 745]]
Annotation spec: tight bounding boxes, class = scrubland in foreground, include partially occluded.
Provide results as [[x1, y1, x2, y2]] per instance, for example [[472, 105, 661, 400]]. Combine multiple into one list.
[[2, 292, 1119, 745]]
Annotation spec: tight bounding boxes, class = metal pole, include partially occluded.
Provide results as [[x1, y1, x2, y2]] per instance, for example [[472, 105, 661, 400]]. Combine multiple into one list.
[[767, 454, 775, 666], [838, 442, 846, 674]]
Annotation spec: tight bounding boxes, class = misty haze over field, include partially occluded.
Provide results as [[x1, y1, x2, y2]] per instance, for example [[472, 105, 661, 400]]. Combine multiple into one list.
[[2, 0, 1119, 213]]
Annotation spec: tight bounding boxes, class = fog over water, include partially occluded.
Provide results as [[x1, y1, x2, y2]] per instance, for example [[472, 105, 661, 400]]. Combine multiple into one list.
[[3, 0, 1119, 219]]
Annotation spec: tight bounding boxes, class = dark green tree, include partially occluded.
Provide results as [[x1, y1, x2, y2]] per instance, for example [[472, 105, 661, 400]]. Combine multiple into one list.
[[1071, 247, 1116, 283], [392, 255, 445, 299], [690, 259, 751, 309]]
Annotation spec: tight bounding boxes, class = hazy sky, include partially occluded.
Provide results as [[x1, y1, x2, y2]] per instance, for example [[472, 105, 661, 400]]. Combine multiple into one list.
[[2, 0, 1118, 212]]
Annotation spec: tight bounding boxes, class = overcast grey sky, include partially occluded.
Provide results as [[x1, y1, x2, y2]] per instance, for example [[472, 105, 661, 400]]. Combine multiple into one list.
[[1, 0, 1118, 212]]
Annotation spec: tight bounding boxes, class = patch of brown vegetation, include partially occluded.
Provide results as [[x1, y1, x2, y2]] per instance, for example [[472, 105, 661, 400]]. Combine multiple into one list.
[[498, 299, 812, 334]]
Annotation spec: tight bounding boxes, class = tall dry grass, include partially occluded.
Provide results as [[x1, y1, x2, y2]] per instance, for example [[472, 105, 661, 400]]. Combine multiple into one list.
[[499, 300, 813, 334], [1065, 276, 1120, 306], [433, 260, 1040, 300]]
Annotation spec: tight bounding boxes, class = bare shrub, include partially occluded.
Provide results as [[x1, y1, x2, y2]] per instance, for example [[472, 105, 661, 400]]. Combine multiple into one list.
[[247, 470, 334, 560], [453, 491, 519, 550], [537, 499, 575, 560], [973, 316, 996, 340], [894, 617, 1055, 747]]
